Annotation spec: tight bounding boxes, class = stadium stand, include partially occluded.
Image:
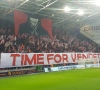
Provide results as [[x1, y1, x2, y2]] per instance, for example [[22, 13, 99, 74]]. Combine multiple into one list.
[[0, 25, 100, 77], [0, 28, 100, 53]]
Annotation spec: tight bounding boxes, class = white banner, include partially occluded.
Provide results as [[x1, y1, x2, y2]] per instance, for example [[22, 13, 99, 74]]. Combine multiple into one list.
[[80, 25, 100, 44], [51, 66, 73, 71], [1, 53, 100, 68], [44, 65, 85, 72]]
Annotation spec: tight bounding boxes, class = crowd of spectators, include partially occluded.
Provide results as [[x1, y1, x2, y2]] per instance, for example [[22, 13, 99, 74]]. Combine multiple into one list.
[[0, 29, 100, 53]]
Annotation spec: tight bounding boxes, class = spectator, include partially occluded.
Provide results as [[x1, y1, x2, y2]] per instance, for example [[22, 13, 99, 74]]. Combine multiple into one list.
[[0, 28, 100, 53]]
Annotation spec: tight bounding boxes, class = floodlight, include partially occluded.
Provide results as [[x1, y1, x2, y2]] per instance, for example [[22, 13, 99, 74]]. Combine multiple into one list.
[[52, 14, 54, 17], [77, 19, 79, 21], [94, 0, 100, 6], [64, 6, 71, 12], [77, 10, 84, 16]]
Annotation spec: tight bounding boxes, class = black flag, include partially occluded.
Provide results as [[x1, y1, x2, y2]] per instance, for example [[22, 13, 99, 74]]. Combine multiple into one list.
[[14, 10, 53, 39]]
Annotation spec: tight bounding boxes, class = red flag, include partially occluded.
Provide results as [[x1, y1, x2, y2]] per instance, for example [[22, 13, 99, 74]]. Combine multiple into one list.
[[41, 18, 53, 39], [14, 10, 28, 36]]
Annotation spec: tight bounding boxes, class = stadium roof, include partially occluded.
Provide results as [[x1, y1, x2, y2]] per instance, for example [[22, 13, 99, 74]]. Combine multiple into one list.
[[0, 0, 100, 29]]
